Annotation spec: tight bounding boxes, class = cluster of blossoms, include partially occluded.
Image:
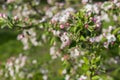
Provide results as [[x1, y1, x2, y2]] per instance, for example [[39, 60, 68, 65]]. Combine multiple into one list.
[[51, 7, 75, 24], [60, 32, 71, 49], [0, 13, 7, 19], [48, 7, 76, 60], [50, 44, 61, 59], [0, 54, 27, 80], [103, 26, 116, 48], [47, 0, 120, 80], [61, 48, 87, 80], [0, 0, 120, 80], [0, 54, 48, 80], [89, 25, 117, 48], [17, 28, 39, 50], [83, 1, 120, 49], [0, 13, 42, 50], [63, 70, 87, 80]]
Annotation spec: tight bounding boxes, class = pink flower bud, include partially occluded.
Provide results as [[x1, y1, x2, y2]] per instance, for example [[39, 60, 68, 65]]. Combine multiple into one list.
[[63, 55, 69, 60], [60, 24, 64, 29], [0, 13, 7, 19], [63, 32, 67, 35], [14, 16, 19, 21], [0, 13, 2, 17], [65, 22, 70, 26], [102, 33, 106, 37], [85, 24, 88, 28], [66, 12, 70, 16], [92, 18, 97, 23], [17, 34, 24, 40]]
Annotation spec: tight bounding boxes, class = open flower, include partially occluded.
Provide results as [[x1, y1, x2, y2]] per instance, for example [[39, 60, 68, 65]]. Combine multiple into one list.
[[106, 34, 116, 43], [60, 32, 71, 49]]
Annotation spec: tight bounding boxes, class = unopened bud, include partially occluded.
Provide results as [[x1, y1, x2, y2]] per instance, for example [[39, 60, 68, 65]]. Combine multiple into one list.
[[65, 22, 70, 26], [14, 16, 19, 21], [60, 24, 64, 29], [85, 24, 88, 28], [17, 34, 24, 40]]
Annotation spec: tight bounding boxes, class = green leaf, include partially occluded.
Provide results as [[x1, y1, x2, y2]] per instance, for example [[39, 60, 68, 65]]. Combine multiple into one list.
[[88, 26, 93, 32], [1, 24, 7, 29], [83, 57, 89, 64], [80, 35, 86, 41], [91, 64, 97, 69], [82, 64, 89, 71], [74, 26, 80, 33], [92, 75, 100, 80], [63, 60, 70, 68], [69, 26, 74, 32], [95, 56, 101, 63], [103, 2, 112, 7], [0, 19, 5, 26], [112, 27, 120, 35], [117, 35, 120, 41], [50, 37, 55, 45]]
